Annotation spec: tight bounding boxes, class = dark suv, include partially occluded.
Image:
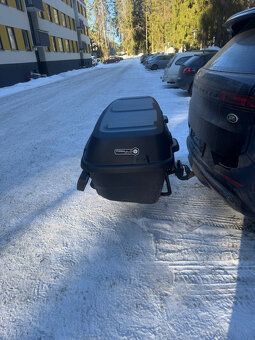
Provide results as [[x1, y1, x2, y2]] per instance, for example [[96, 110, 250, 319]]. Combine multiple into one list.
[[176, 52, 217, 94], [187, 7, 255, 218]]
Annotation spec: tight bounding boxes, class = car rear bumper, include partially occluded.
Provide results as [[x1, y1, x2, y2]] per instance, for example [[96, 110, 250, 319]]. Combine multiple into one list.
[[165, 75, 178, 84], [187, 134, 255, 219], [176, 76, 191, 90]]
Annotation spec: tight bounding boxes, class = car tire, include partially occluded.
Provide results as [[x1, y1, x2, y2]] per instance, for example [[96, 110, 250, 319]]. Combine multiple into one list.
[[151, 64, 158, 70]]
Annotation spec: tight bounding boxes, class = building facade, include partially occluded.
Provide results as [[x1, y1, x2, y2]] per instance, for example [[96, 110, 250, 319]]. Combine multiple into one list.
[[0, 0, 91, 87]]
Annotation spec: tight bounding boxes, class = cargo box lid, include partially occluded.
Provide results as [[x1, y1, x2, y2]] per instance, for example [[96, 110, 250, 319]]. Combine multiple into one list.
[[83, 96, 174, 167], [97, 97, 164, 136]]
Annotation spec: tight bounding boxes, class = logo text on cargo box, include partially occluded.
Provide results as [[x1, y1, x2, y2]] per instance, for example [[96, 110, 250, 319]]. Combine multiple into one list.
[[114, 147, 140, 156]]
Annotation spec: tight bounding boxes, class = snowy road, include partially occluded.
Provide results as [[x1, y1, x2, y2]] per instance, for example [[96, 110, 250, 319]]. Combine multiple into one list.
[[0, 59, 255, 339]]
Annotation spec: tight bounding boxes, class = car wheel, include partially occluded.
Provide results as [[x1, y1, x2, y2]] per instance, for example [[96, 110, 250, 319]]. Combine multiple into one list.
[[151, 64, 158, 70]]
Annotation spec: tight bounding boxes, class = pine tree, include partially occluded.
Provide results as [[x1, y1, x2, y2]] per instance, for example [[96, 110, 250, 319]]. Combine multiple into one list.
[[169, 0, 203, 51], [92, 0, 252, 56], [86, 0, 113, 57], [132, 0, 146, 53], [199, 0, 248, 47], [145, 0, 172, 53], [115, 0, 135, 54]]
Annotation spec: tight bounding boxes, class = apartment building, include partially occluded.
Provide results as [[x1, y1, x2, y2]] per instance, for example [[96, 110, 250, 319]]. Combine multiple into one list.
[[0, 0, 91, 87]]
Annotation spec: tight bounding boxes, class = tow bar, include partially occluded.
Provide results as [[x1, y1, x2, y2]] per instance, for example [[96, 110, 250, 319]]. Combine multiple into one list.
[[174, 160, 194, 181]]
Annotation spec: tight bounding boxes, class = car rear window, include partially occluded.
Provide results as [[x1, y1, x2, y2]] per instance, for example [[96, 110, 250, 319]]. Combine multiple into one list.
[[166, 56, 175, 66], [175, 56, 192, 65], [205, 28, 255, 74], [184, 55, 206, 68]]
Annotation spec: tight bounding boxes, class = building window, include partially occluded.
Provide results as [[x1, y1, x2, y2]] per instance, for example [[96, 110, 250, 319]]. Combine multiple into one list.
[[47, 5, 52, 22], [65, 39, 70, 52], [72, 18, 75, 30], [0, 36, 3, 50], [69, 40, 73, 52], [22, 30, 31, 50], [16, 0, 23, 10], [61, 13, 66, 27], [53, 8, 59, 24], [67, 16, 72, 29], [51, 36, 57, 52], [7, 27, 18, 50], [38, 11, 44, 19], [58, 37, 63, 52], [70, 0, 73, 8], [72, 40, 76, 52]]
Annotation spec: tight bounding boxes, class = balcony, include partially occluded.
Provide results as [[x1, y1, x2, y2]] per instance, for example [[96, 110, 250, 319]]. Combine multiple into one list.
[[34, 30, 50, 47], [25, 0, 43, 11]]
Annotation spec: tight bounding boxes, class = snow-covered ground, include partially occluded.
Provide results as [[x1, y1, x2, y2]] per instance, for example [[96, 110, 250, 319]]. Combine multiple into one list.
[[0, 58, 255, 340]]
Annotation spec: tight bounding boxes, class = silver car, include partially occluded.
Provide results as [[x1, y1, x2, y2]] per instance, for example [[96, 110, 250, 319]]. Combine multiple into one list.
[[161, 48, 220, 84], [145, 54, 175, 70], [161, 51, 199, 84]]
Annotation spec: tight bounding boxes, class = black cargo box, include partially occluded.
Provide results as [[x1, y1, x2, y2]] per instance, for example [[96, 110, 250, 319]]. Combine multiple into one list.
[[77, 96, 179, 203]]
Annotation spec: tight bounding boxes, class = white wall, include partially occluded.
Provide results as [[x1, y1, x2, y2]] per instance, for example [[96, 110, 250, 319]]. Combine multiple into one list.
[[44, 51, 90, 61], [38, 18, 78, 40], [0, 4, 30, 30], [44, 51, 80, 61], [0, 50, 37, 64]]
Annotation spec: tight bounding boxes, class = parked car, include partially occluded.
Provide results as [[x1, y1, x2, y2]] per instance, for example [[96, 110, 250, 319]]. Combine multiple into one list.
[[145, 54, 175, 70], [140, 54, 148, 63], [103, 56, 120, 64], [187, 7, 255, 218], [161, 51, 198, 84], [141, 53, 158, 65], [142, 53, 160, 63], [176, 51, 217, 94]]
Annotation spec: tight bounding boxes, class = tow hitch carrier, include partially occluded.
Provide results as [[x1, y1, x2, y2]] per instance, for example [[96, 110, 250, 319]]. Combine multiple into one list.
[[77, 96, 193, 203]]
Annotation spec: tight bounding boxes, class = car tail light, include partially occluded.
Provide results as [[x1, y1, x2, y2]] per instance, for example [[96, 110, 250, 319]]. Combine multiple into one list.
[[183, 68, 192, 74], [220, 91, 255, 108]]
